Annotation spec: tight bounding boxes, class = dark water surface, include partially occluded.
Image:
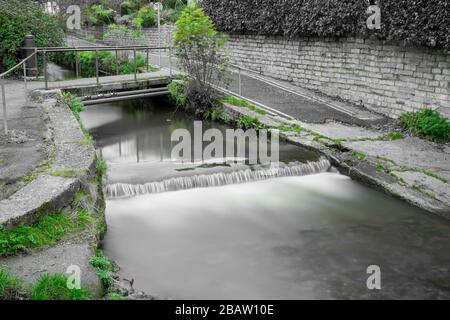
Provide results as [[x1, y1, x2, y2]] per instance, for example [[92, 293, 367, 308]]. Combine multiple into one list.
[[81, 99, 450, 300]]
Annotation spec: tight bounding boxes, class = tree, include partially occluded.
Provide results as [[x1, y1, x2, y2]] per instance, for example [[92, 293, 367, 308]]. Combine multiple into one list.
[[172, 3, 229, 115]]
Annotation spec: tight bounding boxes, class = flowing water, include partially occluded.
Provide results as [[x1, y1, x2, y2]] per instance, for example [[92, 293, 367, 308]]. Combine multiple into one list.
[[81, 99, 450, 300]]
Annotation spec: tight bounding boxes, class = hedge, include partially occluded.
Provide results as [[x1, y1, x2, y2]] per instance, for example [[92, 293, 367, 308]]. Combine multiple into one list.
[[201, 0, 450, 50], [0, 0, 64, 73]]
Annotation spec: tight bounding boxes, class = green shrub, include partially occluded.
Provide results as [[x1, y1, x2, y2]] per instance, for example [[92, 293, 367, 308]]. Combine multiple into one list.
[[0, 0, 64, 73], [31, 274, 91, 300], [86, 4, 116, 26], [201, 0, 450, 50], [399, 109, 450, 143], [173, 4, 229, 116], [168, 81, 189, 108], [135, 6, 157, 28]]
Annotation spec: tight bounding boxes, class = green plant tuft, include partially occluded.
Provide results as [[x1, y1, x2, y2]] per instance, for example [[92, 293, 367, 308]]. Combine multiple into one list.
[[237, 115, 264, 130], [222, 96, 266, 115], [31, 274, 91, 300], [399, 109, 450, 143]]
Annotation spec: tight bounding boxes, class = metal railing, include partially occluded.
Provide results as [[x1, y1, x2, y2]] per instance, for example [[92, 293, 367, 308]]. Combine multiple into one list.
[[0, 45, 172, 134], [0, 52, 38, 134]]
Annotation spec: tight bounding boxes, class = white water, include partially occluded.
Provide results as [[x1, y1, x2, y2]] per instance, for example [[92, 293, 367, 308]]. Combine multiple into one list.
[[105, 158, 331, 199]]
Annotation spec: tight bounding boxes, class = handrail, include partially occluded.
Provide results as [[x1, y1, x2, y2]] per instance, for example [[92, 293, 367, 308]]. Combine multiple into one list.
[[36, 46, 169, 53], [0, 52, 36, 79]]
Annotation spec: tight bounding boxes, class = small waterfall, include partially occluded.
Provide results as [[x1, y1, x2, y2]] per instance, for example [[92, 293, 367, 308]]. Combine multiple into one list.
[[105, 158, 331, 199]]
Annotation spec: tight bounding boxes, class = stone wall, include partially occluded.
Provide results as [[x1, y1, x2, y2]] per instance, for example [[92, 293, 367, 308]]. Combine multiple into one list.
[[225, 35, 450, 118], [103, 25, 174, 48]]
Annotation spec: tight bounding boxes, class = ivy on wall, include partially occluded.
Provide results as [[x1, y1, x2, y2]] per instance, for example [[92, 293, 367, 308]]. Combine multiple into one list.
[[201, 0, 450, 50]]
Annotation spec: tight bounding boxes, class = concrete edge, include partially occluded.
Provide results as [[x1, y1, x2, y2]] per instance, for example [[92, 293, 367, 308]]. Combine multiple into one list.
[[0, 89, 97, 229], [222, 102, 450, 219]]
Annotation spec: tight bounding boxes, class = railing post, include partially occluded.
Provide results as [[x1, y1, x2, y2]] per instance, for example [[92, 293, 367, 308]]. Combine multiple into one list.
[[133, 49, 137, 81], [146, 48, 149, 72], [169, 48, 173, 77], [23, 63, 27, 90], [95, 50, 99, 86], [1, 82, 7, 134], [115, 49, 119, 76], [238, 67, 242, 96], [75, 52, 79, 78], [34, 48, 39, 80], [43, 51, 48, 90]]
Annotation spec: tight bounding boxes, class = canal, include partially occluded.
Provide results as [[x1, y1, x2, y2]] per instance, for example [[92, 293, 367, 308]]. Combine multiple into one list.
[[80, 98, 450, 300]]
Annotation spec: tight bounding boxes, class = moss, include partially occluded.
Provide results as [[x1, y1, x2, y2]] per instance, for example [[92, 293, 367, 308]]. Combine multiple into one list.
[[375, 163, 387, 172], [352, 151, 366, 161], [49, 169, 84, 178], [384, 132, 405, 141]]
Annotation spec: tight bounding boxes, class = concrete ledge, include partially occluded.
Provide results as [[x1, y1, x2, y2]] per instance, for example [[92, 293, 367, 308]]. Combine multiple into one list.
[[223, 102, 450, 219], [0, 90, 97, 229]]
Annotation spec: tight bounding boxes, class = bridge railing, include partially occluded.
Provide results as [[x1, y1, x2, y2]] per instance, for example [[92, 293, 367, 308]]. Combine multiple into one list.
[[0, 45, 171, 134]]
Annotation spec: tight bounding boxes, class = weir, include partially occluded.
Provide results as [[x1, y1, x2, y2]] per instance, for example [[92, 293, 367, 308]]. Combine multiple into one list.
[[105, 158, 331, 199]]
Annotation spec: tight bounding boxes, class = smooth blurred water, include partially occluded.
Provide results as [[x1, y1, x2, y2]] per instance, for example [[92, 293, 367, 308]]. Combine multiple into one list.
[[82, 99, 450, 300], [103, 174, 450, 300]]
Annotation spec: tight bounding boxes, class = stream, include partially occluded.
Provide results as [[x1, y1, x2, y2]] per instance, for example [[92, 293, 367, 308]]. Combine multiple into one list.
[[80, 98, 450, 300]]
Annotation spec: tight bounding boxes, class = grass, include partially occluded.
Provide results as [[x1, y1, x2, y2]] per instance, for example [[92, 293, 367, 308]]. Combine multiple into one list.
[[63, 92, 85, 121], [91, 251, 115, 288], [237, 115, 264, 130], [399, 108, 450, 143], [276, 123, 304, 134], [0, 211, 94, 256], [96, 154, 108, 177], [203, 107, 230, 122], [31, 274, 91, 300], [0, 268, 26, 300], [396, 166, 449, 184], [222, 96, 267, 115]]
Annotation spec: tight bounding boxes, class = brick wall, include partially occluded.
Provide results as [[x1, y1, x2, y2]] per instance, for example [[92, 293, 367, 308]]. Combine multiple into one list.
[[226, 35, 450, 119]]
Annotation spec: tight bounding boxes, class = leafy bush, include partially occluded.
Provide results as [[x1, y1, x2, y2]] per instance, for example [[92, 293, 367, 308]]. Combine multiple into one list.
[[31, 274, 91, 300], [134, 6, 157, 28], [0, 0, 64, 73], [399, 109, 450, 143], [201, 0, 450, 50], [173, 4, 229, 116], [86, 4, 116, 26]]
